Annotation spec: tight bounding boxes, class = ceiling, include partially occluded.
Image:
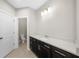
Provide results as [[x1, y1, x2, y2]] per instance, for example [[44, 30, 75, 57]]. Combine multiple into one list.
[[6, 0, 48, 10]]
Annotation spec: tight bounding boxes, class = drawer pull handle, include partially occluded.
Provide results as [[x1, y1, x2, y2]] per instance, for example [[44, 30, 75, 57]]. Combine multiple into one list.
[[55, 50, 66, 56], [44, 45, 50, 48]]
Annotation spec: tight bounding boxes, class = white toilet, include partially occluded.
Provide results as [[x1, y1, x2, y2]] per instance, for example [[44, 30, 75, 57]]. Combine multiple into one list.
[[20, 34, 26, 43]]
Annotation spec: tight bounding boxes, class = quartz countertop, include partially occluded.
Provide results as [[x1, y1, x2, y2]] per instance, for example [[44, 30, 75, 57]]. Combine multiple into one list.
[[30, 34, 79, 56]]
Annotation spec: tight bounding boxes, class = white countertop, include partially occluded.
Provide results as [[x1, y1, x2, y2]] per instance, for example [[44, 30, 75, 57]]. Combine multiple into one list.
[[30, 34, 79, 56]]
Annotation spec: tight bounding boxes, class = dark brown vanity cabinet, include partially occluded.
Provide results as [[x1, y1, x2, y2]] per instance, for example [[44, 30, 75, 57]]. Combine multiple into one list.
[[30, 36, 79, 58]]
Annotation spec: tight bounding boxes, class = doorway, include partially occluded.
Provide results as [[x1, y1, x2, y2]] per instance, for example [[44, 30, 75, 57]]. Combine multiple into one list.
[[18, 18, 27, 46]]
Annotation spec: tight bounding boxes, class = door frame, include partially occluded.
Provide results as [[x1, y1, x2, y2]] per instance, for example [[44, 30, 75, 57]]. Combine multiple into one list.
[[18, 17, 27, 44], [15, 16, 30, 50]]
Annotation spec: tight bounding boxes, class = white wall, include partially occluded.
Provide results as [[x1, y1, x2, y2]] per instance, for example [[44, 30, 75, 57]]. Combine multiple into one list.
[[16, 8, 38, 50], [0, 0, 16, 57], [76, 0, 79, 48], [16, 8, 37, 35], [0, 0, 15, 16], [37, 0, 76, 43]]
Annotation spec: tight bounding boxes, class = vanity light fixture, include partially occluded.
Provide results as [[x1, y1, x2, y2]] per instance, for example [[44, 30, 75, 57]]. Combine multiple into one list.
[[41, 12, 44, 16], [41, 9, 48, 16]]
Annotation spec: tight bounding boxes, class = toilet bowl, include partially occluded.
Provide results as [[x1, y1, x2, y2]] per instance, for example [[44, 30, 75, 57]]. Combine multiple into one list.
[[20, 34, 25, 43]]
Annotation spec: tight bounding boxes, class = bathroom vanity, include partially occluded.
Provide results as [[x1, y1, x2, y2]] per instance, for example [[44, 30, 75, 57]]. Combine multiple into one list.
[[30, 35, 79, 58]]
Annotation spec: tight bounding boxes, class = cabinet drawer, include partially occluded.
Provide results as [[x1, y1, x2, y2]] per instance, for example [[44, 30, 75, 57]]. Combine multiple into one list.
[[51, 46, 79, 58], [52, 49, 68, 58], [39, 40, 51, 49], [39, 44, 51, 58]]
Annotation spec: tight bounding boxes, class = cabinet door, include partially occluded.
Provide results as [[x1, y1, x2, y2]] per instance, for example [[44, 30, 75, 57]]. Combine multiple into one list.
[[30, 37, 33, 50], [32, 39, 37, 53], [30, 37, 38, 55], [30, 37, 36, 52]]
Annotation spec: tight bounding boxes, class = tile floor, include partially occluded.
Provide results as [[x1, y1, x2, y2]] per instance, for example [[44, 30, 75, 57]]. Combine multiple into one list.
[[6, 43, 37, 58]]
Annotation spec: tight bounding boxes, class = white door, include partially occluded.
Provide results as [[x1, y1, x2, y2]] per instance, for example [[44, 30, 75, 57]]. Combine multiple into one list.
[[0, 12, 15, 57]]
